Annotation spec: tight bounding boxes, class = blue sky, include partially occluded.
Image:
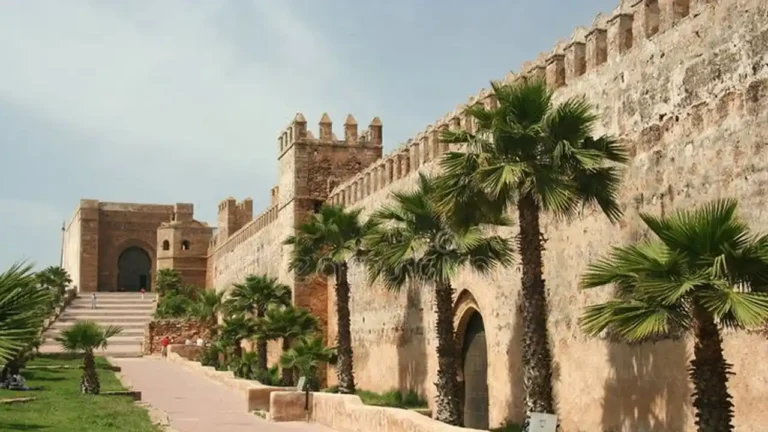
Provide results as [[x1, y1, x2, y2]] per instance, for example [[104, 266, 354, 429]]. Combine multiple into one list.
[[0, 0, 618, 270]]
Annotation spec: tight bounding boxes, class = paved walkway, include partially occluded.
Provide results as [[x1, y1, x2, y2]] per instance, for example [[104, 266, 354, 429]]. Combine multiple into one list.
[[112, 357, 337, 432]]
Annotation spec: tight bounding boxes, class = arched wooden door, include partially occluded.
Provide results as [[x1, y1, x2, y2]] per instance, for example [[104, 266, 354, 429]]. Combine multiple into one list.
[[117, 246, 151, 292], [462, 311, 489, 428]]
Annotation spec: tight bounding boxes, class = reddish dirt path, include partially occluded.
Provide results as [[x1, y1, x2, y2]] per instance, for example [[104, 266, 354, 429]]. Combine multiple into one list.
[[113, 357, 337, 432]]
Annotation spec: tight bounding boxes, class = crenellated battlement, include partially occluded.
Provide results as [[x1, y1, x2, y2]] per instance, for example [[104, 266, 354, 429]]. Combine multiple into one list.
[[327, 0, 707, 208], [278, 112, 383, 155], [208, 202, 278, 253]]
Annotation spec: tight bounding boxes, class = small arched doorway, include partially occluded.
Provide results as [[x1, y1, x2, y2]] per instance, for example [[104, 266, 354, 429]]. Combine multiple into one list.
[[117, 247, 152, 292], [461, 311, 489, 429]]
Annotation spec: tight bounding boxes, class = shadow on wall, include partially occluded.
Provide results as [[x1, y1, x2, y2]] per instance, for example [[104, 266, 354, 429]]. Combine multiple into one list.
[[601, 340, 690, 432], [504, 293, 526, 425], [397, 283, 428, 397]]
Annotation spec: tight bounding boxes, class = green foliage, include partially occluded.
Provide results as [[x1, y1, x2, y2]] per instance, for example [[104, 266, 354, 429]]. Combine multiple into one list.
[[357, 389, 427, 408], [252, 365, 281, 386], [153, 284, 215, 322], [35, 266, 72, 295], [490, 423, 523, 432], [0, 354, 159, 431], [365, 173, 514, 291], [580, 199, 768, 341], [0, 262, 53, 364], [284, 204, 376, 277], [155, 268, 184, 296], [255, 305, 318, 343], [55, 321, 123, 354], [200, 339, 230, 370], [188, 290, 225, 328], [435, 79, 628, 225], [35, 266, 72, 314], [321, 386, 427, 408], [223, 274, 291, 317], [279, 335, 336, 391], [229, 351, 260, 379], [154, 291, 195, 319], [220, 314, 257, 343]]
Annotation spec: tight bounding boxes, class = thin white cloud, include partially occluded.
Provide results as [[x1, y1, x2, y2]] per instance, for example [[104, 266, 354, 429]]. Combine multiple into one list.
[[0, 1, 368, 164]]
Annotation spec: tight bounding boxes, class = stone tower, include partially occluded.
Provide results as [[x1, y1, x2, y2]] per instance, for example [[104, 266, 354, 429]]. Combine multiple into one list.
[[156, 203, 214, 288], [275, 112, 384, 328]]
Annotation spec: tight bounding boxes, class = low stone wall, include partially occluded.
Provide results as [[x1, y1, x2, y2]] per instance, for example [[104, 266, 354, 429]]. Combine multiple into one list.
[[269, 392, 484, 432], [167, 344, 204, 362], [166, 350, 288, 411], [143, 320, 212, 355]]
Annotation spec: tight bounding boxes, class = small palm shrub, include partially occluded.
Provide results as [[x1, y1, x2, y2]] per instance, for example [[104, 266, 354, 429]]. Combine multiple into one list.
[[55, 321, 122, 394]]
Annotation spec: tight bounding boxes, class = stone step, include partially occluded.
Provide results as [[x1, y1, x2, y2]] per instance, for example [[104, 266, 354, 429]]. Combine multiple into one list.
[[43, 329, 146, 339], [55, 316, 152, 323], [38, 344, 142, 357], [67, 303, 156, 310], [49, 321, 147, 331], [59, 309, 154, 321], [72, 298, 156, 308]]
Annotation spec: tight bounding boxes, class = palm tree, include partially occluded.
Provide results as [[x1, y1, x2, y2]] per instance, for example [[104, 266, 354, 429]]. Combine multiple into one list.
[[219, 314, 258, 359], [579, 199, 768, 432], [56, 321, 122, 394], [188, 290, 225, 332], [436, 79, 628, 424], [0, 262, 52, 379], [284, 204, 374, 394], [279, 335, 336, 393], [365, 173, 514, 425], [36, 266, 72, 296], [223, 275, 291, 370], [256, 306, 319, 385], [155, 268, 183, 296]]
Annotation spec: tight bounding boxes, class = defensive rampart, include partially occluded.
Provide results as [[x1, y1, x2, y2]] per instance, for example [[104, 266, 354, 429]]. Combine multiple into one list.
[[321, 0, 768, 430]]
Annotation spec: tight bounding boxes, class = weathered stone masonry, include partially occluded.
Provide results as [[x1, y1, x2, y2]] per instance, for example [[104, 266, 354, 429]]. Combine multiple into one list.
[[63, 0, 767, 430], [63, 200, 213, 292], [321, 0, 767, 430]]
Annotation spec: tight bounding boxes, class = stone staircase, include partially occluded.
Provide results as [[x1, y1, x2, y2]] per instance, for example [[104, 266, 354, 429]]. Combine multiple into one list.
[[39, 292, 156, 358]]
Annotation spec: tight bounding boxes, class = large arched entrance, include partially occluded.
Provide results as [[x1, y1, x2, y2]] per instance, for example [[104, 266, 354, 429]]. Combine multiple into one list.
[[461, 311, 489, 429], [117, 247, 152, 292]]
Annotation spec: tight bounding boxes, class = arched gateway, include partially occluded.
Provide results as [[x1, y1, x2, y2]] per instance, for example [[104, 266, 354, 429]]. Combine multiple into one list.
[[117, 247, 152, 291], [454, 291, 489, 429]]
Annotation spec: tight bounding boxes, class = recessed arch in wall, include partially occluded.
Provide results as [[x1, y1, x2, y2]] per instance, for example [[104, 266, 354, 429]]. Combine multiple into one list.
[[453, 289, 489, 429], [117, 246, 152, 292]]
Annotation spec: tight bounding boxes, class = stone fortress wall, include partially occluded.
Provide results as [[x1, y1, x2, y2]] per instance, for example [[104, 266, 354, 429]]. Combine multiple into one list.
[[206, 0, 768, 430], [62, 200, 211, 293]]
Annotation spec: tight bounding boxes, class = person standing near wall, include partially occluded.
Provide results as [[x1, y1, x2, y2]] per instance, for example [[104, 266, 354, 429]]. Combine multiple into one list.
[[91, 292, 97, 309], [161, 336, 170, 357]]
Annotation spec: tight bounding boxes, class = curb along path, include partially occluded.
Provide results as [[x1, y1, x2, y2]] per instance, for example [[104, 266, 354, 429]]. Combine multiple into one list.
[[112, 357, 337, 432]]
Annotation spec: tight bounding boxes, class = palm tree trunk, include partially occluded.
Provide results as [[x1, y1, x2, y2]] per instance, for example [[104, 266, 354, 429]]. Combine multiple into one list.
[[335, 262, 356, 394], [281, 338, 294, 386], [517, 193, 556, 429], [433, 279, 461, 425], [690, 300, 734, 432], [233, 338, 243, 359], [81, 351, 100, 394], [256, 308, 268, 371]]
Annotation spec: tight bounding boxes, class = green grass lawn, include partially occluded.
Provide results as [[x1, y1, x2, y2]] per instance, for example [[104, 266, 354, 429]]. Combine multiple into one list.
[[322, 385, 428, 409], [0, 353, 159, 432]]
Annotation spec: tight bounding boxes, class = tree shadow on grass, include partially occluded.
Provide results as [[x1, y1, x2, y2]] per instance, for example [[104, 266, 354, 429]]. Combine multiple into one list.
[[0, 422, 49, 431], [21, 371, 66, 382]]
